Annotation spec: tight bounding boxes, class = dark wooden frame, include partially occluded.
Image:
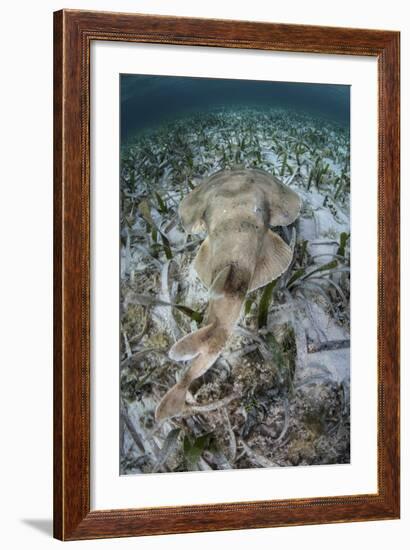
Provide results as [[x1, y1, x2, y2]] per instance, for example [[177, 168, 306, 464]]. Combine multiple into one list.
[[54, 9, 400, 541]]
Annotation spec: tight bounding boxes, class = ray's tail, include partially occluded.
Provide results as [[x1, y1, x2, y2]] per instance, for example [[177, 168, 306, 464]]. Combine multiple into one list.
[[155, 322, 227, 421]]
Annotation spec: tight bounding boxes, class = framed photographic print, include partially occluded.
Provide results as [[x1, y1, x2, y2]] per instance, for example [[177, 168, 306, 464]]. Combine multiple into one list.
[[53, 9, 400, 540]]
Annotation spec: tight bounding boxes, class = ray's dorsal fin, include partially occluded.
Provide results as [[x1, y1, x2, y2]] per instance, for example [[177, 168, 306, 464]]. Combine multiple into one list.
[[249, 231, 292, 291], [209, 265, 231, 298], [169, 322, 214, 361], [155, 379, 190, 421], [155, 350, 220, 421], [193, 237, 212, 288]]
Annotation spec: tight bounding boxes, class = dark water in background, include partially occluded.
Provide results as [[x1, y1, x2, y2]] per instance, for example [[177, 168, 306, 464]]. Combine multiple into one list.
[[121, 74, 350, 144]]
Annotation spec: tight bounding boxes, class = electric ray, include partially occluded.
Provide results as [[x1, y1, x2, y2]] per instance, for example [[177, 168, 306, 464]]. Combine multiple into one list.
[[155, 168, 301, 421]]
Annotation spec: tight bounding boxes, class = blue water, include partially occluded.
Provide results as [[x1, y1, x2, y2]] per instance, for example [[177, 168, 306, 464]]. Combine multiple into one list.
[[121, 74, 350, 144]]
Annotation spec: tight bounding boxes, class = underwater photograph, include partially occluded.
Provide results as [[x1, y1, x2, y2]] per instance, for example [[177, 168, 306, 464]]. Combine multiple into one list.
[[120, 74, 351, 475]]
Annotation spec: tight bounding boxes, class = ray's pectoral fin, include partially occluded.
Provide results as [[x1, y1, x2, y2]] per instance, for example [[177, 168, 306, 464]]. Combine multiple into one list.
[[263, 173, 302, 226], [193, 237, 212, 288], [179, 186, 207, 234], [179, 176, 217, 234], [249, 231, 293, 291]]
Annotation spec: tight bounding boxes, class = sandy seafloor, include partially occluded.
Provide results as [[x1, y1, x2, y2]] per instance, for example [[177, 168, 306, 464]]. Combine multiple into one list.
[[119, 106, 351, 475]]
